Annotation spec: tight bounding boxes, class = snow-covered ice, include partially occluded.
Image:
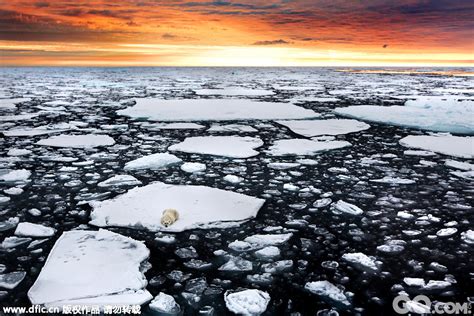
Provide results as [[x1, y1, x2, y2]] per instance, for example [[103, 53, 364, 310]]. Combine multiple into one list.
[[0, 98, 30, 110], [90, 182, 265, 232], [149, 292, 180, 314], [0, 169, 31, 183], [169, 136, 263, 158], [399, 135, 474, 158], [28, 229, 152, 307], [334, 97, 474, 134], [224, 289, 270, 315], [118, 99, 318, 121], [97, 175, 142, 187], [267, 139, 351, 156], [305, 281, 350, 307], [14, 222, 55, 237], [331, 200, 364, 215], [0, 271, 26, 290], [36, 134, 115, 149], [208, 124, 258, 133], [195, 87, 274, 96], [276, 119, 370, 137], [180, 162, 206, 173], [124, 153, 182, 170]]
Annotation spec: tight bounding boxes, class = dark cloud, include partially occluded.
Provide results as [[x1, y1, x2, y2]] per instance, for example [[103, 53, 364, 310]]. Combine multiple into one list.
[[252, 39, 290, 45], [162, 33, 177, 39]]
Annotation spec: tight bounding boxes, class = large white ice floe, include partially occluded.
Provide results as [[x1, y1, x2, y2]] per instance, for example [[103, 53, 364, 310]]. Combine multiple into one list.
[[36, 134, 115, 149], [117, 99, 318, 121], [0, 98, 30, 110], [195, 87, 274, 96], [276, 119, 370, 137], [399, 135, 474, 158], [305, 281, 350, 307], [342, 252, 379, 272], [89, 182, 265, 232], [145, 122, 205, 130], [124, 153, 182, 170], [334, 96, 474, 134], [224, 289, 270, 315], [28, 229, 152, 307], [267, 139, 351, 156], [169, 136, 264, 158]]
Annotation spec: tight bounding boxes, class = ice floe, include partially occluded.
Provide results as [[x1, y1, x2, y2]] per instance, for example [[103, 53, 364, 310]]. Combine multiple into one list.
[[334, 97, 474, 134], [90, 182, 265, 232], [330, 200, 364, 215], [208, 124, 258, 133], [305, 281, 350, 308], [14, 222, 55, 237], [224, 289, 270, 315], [267, 139, 351, 156], [36, 134, 115, 149], [118, 99, 318, 121], [342, 252, 379, 272], [146, 122, 205, 130], [169, 136, 263, 158], [180, 162, 206, 173], [0, 98, 30, 110], [399, 135, 474, 158], [0, 169, 31, 183], [195, 87, 274, 96], [149, 292, 180, 314], [370, 176, 416, 184], [28, 229, 152, 307], [0, 271, 26, 290], [124, 153, 182, 170], [276, 119, 370, 137], [97, 175, 142, 187]]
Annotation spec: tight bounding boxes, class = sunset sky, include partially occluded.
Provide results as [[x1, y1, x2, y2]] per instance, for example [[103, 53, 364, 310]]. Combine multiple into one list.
[[0, 0, 473, 66]]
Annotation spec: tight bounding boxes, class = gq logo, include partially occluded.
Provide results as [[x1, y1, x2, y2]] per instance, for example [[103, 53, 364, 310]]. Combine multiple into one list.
[[393, 295, 472, 314]]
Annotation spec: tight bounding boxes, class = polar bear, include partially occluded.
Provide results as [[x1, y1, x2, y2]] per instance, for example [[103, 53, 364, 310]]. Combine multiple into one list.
[[161, 208, 179, 227]]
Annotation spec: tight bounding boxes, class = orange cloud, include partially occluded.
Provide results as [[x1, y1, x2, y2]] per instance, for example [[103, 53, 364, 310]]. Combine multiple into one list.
[[0, 0, 472, 66]]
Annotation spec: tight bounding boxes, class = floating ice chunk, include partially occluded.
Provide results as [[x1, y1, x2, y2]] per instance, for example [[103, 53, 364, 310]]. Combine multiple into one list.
[[90, 182, 265, 232], [370, 176, 415, 184], [224, 289, 270, 315], [254, 246, 280, 260], [436, 228, 457, 237], [3, 125, 73, 137], [14, 222, 55, 237], [0, 196, 10, 203], [313, 198, 332, 208], [219, 256, 253, 272], [2, 236, 32, 248], [118, 99, 318, 121], [283, 183, 299, 191], [124, 153, 182, 171], [461, 230, 474, 244], [169, 136, 263, 158], [37, 134, 115, 149], [261, 260, 293, 274], [28, 229, 152, 307], [331, 200, 364, 215], [267, 139, 351, 156], [334, 97, 474, 134], [403, 150, 436, 157], [224, 175, 244, 184], [277, 119, 370, 137], [403, 278, 452, 290], [0, 271, 26, 289], [228, 240, 253, 252], [267, 162, 301, 170], [0, 113, 38, 121], [445, 159, 474, 171], [243, 233, 293, 248], [342, 252, 379, 272], [0, 169, 31, 183], [98, 175, 142, 187], [149, 122, 205, 130], [304, 281, 350, 307], [149, 292, 180, 314], [0, 98, 30, 110], [4, 187, 23, 195], [195, 87, 274, 96], [181, 162, 206, 173], [450, 170, 474, 180], [0, 217, 19, 232], [7, 148, 31, 156], [397, 211, 414, 219], [399, 135, 474, 158], [208, 124, 258, 133]]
